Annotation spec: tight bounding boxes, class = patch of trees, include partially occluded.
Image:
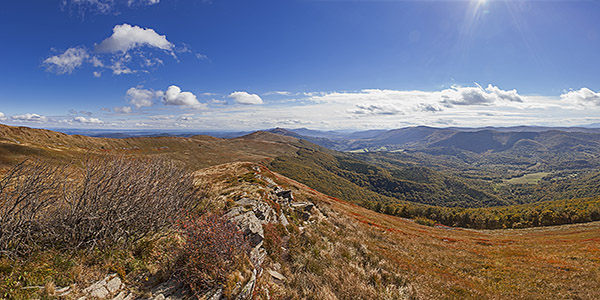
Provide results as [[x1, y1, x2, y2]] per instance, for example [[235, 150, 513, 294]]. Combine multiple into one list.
[[371, 197, 600, 229]]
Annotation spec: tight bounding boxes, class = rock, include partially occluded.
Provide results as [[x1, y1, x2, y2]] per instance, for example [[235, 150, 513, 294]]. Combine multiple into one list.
[[250, 245, 267, 267], [81, 274, 124, 300], [290, 202, 317, 221], [235, 198, 259, 207], [279, 211, 289, 226], [88, 286, 110, 299], [276, 190, 293, 202], [235, 269, 257, 300], [224, 206, 245, 219], [111, 291, 133, 300], [149, 278, 190, 300], [106, 276, 123, 293], [231, 211, 264, 247], [267, 270, 286, 281], [209, 288, 223, 300], [55, 286, 71, 297]]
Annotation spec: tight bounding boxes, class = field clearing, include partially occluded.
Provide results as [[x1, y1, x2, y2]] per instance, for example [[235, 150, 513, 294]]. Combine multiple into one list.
[[504, 172, 550, 184]]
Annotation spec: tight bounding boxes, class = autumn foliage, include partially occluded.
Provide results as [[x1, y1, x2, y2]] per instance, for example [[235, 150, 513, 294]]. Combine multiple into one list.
[[177, 213, 249, 296]]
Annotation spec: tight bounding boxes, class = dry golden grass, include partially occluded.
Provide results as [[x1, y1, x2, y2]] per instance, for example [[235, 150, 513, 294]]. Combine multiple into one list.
[[238, 163, 600, 300]]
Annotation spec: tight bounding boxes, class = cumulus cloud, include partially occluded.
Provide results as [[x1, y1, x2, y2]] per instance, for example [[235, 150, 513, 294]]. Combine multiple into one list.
[[349, 103, 403, 116], [44, 22, 201, 76], [113, 106, 133, 114], [441, 84, 523, 106], [43, 47, 90, 74], [0, 112, 6, 121], [126, 87, 158, 108], [11, 113, 48, 123], [162, 85, 206, 109], [95, 24, 173, 53], [229, 91, 263, 105], [560, 87, 600, 107], [74, 116, 104, 124]]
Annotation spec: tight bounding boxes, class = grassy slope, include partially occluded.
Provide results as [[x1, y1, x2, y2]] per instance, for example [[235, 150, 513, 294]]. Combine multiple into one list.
[[261, 165, 600, 299]]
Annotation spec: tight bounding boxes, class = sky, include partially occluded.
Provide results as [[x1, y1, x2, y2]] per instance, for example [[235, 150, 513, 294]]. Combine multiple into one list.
[[0, 0, 599, 131]]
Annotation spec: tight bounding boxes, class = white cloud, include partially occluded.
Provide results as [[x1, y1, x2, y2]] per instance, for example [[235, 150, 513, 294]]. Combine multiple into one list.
[[440, 84, 523, 106], [141, 57, 163, 68], [44, 23, 194, 76], [229, 91, 263, 105], [211, 99, 227, 104], [560, 87, 600, 107], [110, 56, 135, 75], [264, 91, 292, 96], [11, 113, 48, 123], [177, 114, 195, 121], [162, 85, 206, 109], [126, 87, 157, 108], [95, 23, 173, 53], [0, 112, 6, 121], [113, 106, 133, 114], [349, 103, 404, 116], [43, 47, 89, 74], [74, 116, 104, 124], [90, 56, 104, 67]]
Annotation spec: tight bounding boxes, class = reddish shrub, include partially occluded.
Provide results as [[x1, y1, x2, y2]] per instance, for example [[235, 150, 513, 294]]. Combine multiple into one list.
[[178, 213, 249, 295], [263, 223, 285, 261]]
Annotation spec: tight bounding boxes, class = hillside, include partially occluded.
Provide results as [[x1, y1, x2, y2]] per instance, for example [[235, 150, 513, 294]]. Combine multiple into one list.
[[2, 124, 600, 299], [4, 124, 600, 226]]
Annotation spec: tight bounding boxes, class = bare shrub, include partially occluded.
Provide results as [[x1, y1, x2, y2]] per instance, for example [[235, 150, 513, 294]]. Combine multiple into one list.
[[177, 213, 249, 296], [53, 156, 202, 250], [0, 161, 65, 257], [0, 156, 206, 258]]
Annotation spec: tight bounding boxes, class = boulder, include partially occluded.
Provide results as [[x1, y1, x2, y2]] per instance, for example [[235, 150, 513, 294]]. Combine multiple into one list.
[[276, 190, 293, 202], [231, 211, 264, 247]]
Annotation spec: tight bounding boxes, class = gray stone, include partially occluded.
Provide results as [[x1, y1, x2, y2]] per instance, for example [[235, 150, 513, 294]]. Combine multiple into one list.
[[111, 291, 132, 300], [250, 245, 267, 267], [235, 198, 259, 207], [88, 287, 109, 299], [276, 190, 293, 202], [209, 288, 223, 300], [232, 211, 264, 247], [154, 294, 165, 300], [106, 276, 122, 293], [267, 270, 286, 281], [279, 211, 289, 226], [55, 286, 71, 297], [224, 206, 245, 219], [235, 269, 257, 300]]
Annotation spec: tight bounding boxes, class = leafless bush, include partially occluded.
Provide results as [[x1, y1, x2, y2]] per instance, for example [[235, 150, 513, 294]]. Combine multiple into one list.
[[0, 161, 65, 257], [0, 156, 207, 258]]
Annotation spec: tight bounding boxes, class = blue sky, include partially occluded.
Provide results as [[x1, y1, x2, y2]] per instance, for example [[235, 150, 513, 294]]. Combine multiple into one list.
[[1, 0, 599, 130]]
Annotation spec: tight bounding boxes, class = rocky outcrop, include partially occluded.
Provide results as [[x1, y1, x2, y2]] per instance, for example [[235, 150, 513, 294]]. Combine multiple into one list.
[[77, 166, 324, 300], [76, 274, 130, 300]]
